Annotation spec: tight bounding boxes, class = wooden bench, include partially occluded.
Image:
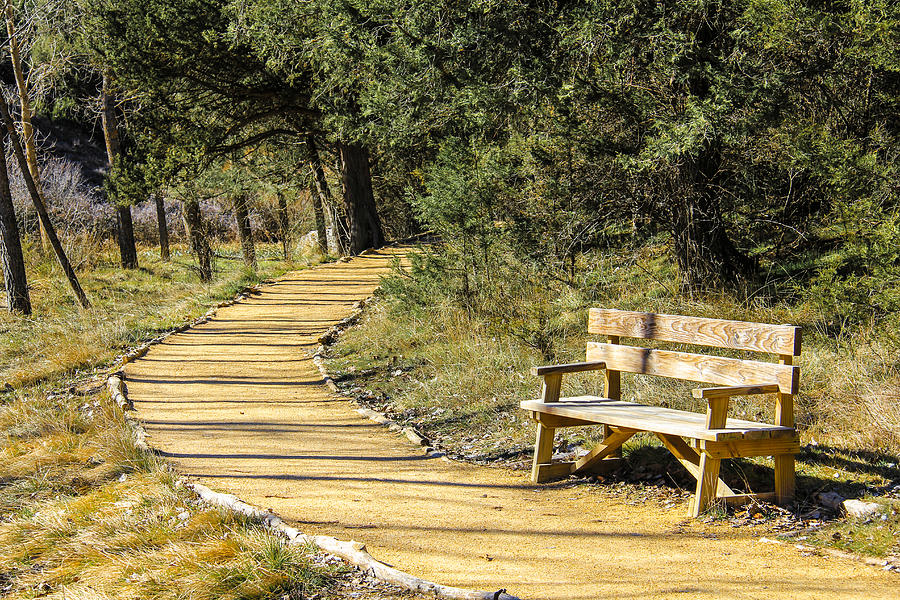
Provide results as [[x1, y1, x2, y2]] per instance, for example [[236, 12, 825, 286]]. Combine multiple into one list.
[[521, 308, 801, 516]]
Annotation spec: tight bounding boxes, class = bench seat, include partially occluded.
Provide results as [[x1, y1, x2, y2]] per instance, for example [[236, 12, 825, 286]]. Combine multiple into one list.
[[521, 396, 796, 442]]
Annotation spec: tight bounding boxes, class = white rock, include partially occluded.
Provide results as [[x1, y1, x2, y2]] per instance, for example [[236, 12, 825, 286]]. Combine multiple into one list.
[[843, 499, 882, 519]]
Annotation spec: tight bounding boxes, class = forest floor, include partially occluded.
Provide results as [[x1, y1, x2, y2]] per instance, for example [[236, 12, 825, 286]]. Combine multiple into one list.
[[123, 246, 898, 600]]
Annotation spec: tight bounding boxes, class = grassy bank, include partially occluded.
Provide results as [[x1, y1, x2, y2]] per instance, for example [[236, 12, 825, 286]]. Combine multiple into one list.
[[325, 244, 900, 559], [0, 386, 345, 600], [0, 241, 415, 599]]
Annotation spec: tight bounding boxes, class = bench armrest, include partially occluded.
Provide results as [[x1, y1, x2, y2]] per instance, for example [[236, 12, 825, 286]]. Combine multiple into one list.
[[692, 384, 780, 399], [531, 361, 606, 377]]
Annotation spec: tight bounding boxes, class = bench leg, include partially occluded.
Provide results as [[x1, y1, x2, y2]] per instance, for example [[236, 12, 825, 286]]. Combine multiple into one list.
[[774, 454, 795, 506], [691, 453, 722, 517], [531, 422, 556, 483], [572, 427, 634, 475]]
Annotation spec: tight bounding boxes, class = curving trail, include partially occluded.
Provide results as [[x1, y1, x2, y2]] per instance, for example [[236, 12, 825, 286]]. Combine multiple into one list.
[[125, 247, 896, 600]]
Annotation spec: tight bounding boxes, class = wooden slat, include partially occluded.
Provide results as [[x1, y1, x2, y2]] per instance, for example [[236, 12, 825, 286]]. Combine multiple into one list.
[[692, 384, 780, 399], [588, 308, 801, 356], [533, 461, 575, 483], [586, 342, 799, 395], [520, 397, 796, 441], [531, 361, 605, 377], [700, 437, 800, 459], [573, 428, 635, 473]]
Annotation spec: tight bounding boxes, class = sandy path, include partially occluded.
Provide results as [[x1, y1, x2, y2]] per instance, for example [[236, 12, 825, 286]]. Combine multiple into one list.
[[125, 247, 896, 599]]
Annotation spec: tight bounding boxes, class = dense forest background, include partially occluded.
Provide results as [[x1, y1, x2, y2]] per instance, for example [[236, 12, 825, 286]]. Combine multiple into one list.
[[0, 1, 898, 444]]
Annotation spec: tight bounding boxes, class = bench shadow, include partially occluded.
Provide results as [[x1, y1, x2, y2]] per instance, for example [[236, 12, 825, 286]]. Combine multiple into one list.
[[576, 441, 900, 511]]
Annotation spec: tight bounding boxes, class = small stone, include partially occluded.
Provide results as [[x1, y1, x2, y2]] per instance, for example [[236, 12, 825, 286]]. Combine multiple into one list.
[[843, 499, 882, 520]]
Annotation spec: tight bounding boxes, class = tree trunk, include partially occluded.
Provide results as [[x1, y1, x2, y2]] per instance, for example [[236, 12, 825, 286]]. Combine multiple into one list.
[[338, 142, 383, 255], [666, 17, 754, 293], [304, 138, 329, 254], [4, 0, 49, 254], [308, 137, 347, 255], [115, 205, 138, 269], [0, 130, 30, 314], [233, 193, 256, 270], [155, 194, 170, 261], [182, 197, 212, 282], [276, 191, 291, 261], [310, 184, 328, 254], [670, 147, 754, 293], [0, 92, 89, 308], [101, 71, 138, 269]]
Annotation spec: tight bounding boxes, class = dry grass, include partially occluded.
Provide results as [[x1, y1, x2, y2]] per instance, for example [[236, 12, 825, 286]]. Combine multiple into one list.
[[0, 242, 298, 388], [0, 387, 343, 600], [326, 244, 900, 556], [0, 240, 361, 600]]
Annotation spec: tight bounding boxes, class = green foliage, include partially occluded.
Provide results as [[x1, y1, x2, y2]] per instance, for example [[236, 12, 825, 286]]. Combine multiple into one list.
[[58, 0, 900, 329]]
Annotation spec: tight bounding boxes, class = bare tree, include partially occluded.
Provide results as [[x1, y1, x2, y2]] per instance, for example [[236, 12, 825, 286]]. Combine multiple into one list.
[[0, 124, 30, 314], [0, 93, 89, 308], [4, 0, 49, 252]]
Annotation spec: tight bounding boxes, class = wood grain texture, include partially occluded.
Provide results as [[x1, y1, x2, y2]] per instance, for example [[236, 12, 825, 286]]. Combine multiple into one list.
[[520, 397, 796, 441], [530, 412, 600, 428], [692, 384, 780, 399], [531, 361, 606, 376], [541, 373, 562, 404], [588, 308, 801, 356], [586, 342, 800, 394], [573, 429, 635, 474], [531, 422, 556, 483], [700, 437, 800, 459], [693, 454, 723, 517]]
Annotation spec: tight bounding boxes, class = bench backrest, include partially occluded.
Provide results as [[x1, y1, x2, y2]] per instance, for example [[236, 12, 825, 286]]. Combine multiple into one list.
[[587, 309, 801, 395]]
